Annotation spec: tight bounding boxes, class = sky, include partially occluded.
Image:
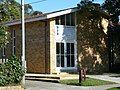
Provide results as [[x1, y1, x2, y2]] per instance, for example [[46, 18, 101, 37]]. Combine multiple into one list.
[[17, 0, 104, 13]]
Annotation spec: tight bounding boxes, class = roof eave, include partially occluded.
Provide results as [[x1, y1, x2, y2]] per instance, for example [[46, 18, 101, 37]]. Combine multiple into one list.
[[6, 16, 47, 26]]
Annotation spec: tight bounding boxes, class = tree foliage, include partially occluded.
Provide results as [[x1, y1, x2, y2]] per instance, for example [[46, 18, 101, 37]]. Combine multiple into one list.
[[0, 0, 43, 48], [0, 55, 24, 86], [24, 4, 43, 16], [0, 0, 20, 48], [102, 0, 120, 23], [102, 0, 120, 71], [77, 0, 108, 74]]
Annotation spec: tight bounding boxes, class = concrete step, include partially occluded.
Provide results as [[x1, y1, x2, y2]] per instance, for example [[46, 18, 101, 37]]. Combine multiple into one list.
[[25, 73, 79, 82], [25, 73, 60, 82], [26, 77, 59, 83]]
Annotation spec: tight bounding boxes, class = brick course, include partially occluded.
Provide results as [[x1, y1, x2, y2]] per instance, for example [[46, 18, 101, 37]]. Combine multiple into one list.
[[6, 21, 51, 74]]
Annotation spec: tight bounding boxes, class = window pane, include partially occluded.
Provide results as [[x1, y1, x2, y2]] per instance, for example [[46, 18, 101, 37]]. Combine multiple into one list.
[[67, 55, 70, 67], [13, 30, 15, 37], [57, 55, 61, 67], [71, 13, 75, 26], [56, 43, 60, 54], [67, 43, 70, 54], [71, 43, 74, 54], [66, 14, 71, 26], [61, 55, 64, 67], [60, 15, 65, 25], [55, 17, 59, 25], [71, 55, 75, 67], [61, 43, 64, 54], [2, 48, 5, 56], [14, 38, 16, 46]]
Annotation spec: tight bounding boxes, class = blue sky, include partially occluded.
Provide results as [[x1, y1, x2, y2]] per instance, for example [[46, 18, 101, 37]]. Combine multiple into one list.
[[17, 0, 104, 13]]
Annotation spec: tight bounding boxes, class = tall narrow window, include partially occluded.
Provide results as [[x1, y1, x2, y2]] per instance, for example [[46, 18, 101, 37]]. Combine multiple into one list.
[[12, 30, 16, 55], [66, 14, 71, 26], [66, 43, 75, 67], [55, 17, 60, 25], [60, 15, 65, 25], [56, 43, 65, 67], [56, 43, 60, 67], [2, 47, 5, 57], [71, 13, 75, 26]]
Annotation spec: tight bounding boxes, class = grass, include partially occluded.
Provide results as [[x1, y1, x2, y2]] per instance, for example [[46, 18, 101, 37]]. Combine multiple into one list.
[[60, 78, 116, 86], [107, 87, 120, 90]]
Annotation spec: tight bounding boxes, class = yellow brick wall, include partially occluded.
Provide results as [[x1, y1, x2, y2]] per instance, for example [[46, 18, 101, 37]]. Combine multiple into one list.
[[7, 21, 51, 74], [49, 19, 56, 74]]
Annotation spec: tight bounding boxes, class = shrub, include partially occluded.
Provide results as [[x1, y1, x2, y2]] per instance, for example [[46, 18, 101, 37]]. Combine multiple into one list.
[[0, 55, 24, 86]]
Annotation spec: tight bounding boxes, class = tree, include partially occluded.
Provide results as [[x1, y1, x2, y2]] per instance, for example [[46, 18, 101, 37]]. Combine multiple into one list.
[[102, 0, 120, 72], [102, 0, 120, 23], [31, 11, 43, 16], [0, 0, 20, 48], [77, 0, 109, 74], [24, 4, 43, 16]]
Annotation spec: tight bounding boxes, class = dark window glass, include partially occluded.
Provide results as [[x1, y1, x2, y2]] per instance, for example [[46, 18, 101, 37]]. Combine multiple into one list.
[[56, 43, 60, 54], [13, 47, 16, 55], [66, 14, 71, 26], [71, 13, 75, 26], [61, 55, 64, 67], [60, 15, 65, 25], [13, 30, 16, 55], [13, 30, 15, 37], [57, 55, 61, 67], [2, 48, 5, 56], [14, 38, 16, 46], [55, 17, 59, 25], [0, 49, 2, 57], [71, 55, 75, 67], [67, 55, 70, 67], [61, 43, 64, 54], [71, 43, 74, 54], [67, 43, 70, 54]]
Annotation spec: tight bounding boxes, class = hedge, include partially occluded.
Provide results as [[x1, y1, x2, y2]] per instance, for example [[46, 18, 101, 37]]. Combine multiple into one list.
[[0, 55, 24, 86]]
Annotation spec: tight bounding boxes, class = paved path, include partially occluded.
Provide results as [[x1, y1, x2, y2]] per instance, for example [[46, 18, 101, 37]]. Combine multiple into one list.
[[25, 80, 120, 90], [87, 74, 120, 84]]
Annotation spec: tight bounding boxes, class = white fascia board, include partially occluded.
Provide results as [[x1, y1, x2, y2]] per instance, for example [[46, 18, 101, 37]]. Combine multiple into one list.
[[47, 8, 79, 19], [6, 16, 47, 26]]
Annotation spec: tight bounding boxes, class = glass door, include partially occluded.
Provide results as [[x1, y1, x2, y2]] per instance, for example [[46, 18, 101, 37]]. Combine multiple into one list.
[[56, 42, 75, 68], [66, 43, 75, 67], [56, 43, 65, 67]]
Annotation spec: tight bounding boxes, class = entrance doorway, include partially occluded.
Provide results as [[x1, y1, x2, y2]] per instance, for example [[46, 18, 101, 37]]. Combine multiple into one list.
[[56, 42, 75, 68]]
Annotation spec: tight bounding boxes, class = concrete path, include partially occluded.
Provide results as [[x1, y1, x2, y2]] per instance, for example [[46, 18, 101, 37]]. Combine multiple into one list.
[[25, 80, 120, 90], [87, 74, 120, 84]]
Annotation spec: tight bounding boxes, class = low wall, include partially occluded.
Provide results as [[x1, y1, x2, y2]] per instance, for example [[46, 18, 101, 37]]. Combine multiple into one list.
[[0, 86, 24, 90]]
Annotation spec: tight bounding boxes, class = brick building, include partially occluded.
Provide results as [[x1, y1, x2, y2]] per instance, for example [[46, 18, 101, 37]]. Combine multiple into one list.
[[1, 7, 109, 74]]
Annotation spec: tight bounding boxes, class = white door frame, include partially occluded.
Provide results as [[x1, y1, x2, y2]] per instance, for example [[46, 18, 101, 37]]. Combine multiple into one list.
[[55, 25, 77, 71], [56, 41, 77, 71]]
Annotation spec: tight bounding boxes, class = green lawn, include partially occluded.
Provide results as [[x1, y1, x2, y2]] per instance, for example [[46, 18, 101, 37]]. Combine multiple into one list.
[[60, 78, 116, 86], [107, 87, 120, 90]]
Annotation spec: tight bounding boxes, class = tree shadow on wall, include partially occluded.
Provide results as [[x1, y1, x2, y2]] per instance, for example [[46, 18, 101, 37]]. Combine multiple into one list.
[[77, 7, 109, 74]]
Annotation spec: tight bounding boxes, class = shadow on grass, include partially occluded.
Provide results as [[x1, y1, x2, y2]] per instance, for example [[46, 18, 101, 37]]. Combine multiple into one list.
[[66, 83, 81, 86], [110, 75, 120, 78], [107, 87, 120, 90]]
